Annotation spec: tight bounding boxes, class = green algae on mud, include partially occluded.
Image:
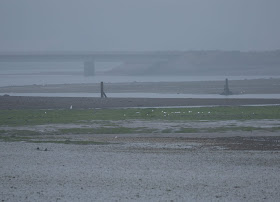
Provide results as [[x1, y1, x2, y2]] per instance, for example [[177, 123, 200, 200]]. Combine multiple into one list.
[[1, 124, 280, 144], [0, 106, 280, 126], [58, 127, 156, 134]]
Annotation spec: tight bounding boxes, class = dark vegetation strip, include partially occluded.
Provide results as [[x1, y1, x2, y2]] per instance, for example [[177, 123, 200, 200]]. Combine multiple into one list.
[[0, 106, 280, 126], [1, 96, 280, 110]]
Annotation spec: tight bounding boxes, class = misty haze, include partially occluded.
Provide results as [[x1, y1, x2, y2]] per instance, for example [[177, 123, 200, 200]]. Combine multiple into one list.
[[1, 1, 280, 201]]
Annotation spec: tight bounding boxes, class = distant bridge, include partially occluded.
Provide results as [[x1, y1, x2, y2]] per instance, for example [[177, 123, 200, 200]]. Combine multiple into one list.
[[0, 51, 183, 76]]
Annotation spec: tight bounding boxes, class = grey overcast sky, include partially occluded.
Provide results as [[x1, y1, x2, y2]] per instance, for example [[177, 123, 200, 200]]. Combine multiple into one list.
[[0, 0, 279, 51]]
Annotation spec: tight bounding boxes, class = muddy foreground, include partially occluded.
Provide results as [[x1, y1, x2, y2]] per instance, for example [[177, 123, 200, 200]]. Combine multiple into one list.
[[1, 133, 280, 201], [1, 119, 280, 201]]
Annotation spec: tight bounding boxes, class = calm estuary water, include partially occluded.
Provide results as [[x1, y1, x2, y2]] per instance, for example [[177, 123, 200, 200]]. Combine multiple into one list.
[[1, 68, 279, 98], [0, 73, 277, 87]]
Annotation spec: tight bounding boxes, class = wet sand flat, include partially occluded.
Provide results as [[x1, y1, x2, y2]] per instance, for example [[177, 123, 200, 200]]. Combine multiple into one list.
[[1, 138, 280, 201]]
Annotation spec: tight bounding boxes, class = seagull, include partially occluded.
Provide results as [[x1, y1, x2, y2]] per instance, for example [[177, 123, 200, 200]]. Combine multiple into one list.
[[70, 105, 73, 109]]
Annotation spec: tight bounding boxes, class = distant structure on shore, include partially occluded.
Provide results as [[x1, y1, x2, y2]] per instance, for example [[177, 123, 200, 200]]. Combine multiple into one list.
[[221, 78, 233, 95]]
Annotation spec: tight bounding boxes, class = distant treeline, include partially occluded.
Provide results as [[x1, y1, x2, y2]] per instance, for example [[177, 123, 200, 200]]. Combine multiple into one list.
[[108, 50, 280, 76]]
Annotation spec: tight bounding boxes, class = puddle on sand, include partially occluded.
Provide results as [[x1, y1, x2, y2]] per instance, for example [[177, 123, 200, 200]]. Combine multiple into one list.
[[123, 142, 201, 150]]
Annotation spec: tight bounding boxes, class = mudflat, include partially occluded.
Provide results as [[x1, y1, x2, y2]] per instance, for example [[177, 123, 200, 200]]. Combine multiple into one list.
[[1, 79, 280, 201], [1, 135, 280, 201]]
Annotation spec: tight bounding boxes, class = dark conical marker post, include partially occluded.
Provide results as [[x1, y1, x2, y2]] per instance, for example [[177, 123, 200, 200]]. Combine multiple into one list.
[[221, 78, 232, 95], [101, 82, 107, 98]]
